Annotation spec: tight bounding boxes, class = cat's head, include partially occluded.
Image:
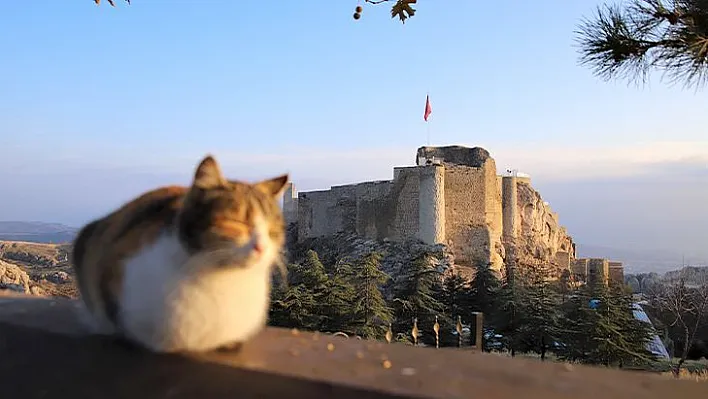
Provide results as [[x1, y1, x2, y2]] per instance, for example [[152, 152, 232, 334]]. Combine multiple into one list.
[[177, 154, 289, 270]]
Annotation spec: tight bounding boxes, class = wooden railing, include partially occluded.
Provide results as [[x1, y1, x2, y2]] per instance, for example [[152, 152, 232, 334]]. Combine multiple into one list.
[[0, 296, 707, 399]]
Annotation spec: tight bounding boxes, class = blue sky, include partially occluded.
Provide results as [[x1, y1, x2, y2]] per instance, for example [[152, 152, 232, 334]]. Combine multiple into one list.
[[1, 1, 706, 266]]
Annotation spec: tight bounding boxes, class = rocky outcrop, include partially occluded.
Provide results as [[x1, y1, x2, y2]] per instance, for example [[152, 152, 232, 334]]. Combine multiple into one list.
[[514, 182, 575, 268], [1, 250, 58, 267], [286, 229, 462, 295], [41, 271, 72, 285], [416, 146, 490, 167], [0, 260, 45, 296]]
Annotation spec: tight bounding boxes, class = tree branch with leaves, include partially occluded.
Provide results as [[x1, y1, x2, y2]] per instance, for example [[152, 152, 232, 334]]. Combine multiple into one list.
[[93, 0, 419, 24], [575, 0, 708, 88]]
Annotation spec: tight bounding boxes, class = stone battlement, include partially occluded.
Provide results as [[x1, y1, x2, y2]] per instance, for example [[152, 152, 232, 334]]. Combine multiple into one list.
[[285, 145, 576, 274], [571, 258, 626, 288]]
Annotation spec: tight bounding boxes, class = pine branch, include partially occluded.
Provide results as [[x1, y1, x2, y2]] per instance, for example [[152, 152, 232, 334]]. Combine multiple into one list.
[[575, 0, 708, 89]]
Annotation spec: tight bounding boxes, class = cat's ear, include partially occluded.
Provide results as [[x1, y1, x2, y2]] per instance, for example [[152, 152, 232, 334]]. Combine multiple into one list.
[[254, 174, 289, 198], [193, 155, 225, 189]]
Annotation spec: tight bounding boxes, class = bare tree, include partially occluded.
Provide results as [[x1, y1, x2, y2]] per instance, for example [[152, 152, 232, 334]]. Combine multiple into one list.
[[649, 273, 708, 376], [575, 0, 708, 89]]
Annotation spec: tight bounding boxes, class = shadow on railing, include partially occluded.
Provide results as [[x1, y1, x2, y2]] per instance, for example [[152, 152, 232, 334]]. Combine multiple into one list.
[[0, 296, 706, 399]]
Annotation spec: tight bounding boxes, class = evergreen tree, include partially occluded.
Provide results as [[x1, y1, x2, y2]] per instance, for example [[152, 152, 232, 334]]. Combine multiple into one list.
[[270, 250, 355, 332], [321, 259, 358, 334], [554, 269, 574, 303], [441, 271, 474, 323], [518, 263, 563, 360], [269, 264, 318, 329], [390, 251, 446, 346], [557, 284, 656, 367], [491, 265, 527, 356], [439, 271, 475, 347], [469, 261, 501, 317], [349, 252, 393, 339], [556, 287, 596, 362], [597, 284, 657, 368]]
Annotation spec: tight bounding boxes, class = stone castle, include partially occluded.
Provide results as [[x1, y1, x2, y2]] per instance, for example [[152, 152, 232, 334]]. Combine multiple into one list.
[[283, 145, 622, 282]]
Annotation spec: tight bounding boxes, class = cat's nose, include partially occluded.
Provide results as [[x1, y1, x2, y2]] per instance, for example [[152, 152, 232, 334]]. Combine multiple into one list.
[[253, 241, 263, 254]]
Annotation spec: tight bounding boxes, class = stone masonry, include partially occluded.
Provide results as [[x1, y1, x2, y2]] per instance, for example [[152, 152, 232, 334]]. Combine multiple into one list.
[[570, 258, 625, 288], [284, 145, 578, 274]]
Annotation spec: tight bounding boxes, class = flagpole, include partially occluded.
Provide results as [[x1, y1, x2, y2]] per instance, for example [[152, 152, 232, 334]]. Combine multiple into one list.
[[425, 90, 431, 145], [426, 120, 430, 145], [426, 90, 430, 145]]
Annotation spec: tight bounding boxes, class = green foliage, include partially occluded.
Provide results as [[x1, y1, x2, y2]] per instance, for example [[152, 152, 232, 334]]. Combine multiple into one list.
[[556, 284, 656, 367], [517, 263, 563, 360], [390, 251, 446, 346], [269, 266, 319, 328], [269, 250, 357, 333], [436, 272, 472, 347], [491, 267, 527, 356], [440, 272, 474, 324], [349, 252, 393, 339], [575, 0, 708, 88], [556, 288, 596, 361], [270, 246, 662, 368], [321, 259, 359, 333], [469, 262, 501, 317]]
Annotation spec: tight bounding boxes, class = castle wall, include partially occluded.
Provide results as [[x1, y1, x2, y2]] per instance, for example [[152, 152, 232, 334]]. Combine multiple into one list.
[[388, 168, 420, 241], [354, 181, 394, 240], [283, 183, 298, 225], [485, 160, 504, 270], [502, 176, 518, 241], [297, 172, 423, 243], [443, 164, 490, 268], [572, 258, 589, 278], [588, 258, 609, 288], [294, 145, 578, 280], [608, 261, 624, 284], [496, 176, 503, 202], [297, 185, 357, 240], [418, 165, 445, 245]]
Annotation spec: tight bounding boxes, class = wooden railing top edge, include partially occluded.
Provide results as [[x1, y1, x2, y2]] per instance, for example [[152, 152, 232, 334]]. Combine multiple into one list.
[[0, 296, 706, 399]]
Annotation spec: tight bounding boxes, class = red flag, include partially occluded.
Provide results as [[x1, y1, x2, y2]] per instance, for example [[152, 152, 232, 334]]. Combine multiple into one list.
[[424, 94, 432, 121]]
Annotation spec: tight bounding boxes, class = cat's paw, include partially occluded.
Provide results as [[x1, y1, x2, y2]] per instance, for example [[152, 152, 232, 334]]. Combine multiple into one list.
[[215, 342, 244, 353]]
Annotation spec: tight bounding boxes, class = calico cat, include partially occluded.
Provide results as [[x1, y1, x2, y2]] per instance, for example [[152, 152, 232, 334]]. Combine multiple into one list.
[[71, 154, 288, 353]]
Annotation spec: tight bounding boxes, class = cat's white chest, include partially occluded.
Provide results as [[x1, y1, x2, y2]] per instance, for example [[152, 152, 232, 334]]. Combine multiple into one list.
[[118, 234, 272, 353]]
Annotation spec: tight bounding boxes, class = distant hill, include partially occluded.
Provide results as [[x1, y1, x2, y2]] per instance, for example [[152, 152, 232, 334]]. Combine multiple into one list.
[[577, 244, 708, 275], [0, 221, 78, 244], [664, 266, 708, 286]]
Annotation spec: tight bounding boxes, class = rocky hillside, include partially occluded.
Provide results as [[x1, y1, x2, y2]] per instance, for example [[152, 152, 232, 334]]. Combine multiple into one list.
[[513, 182, 575, 267], [0, 241, 77, 298], [286, 225, 481, 284]]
